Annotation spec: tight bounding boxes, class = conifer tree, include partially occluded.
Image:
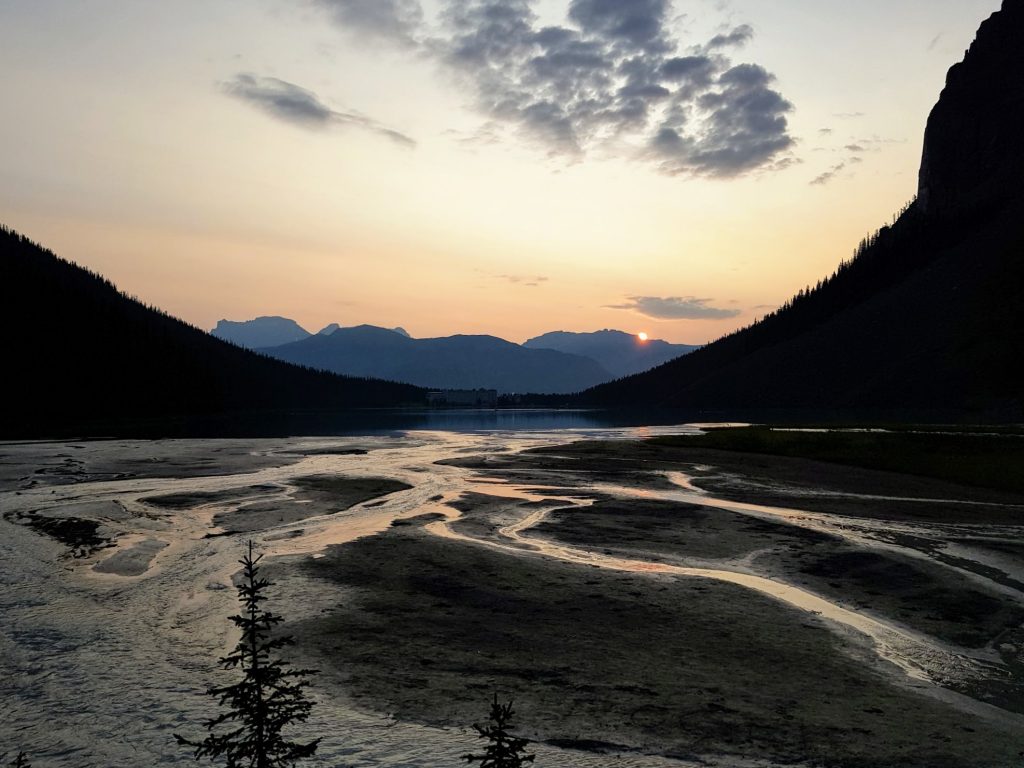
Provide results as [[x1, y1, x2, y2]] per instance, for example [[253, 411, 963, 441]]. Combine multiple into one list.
[[8, 753, 30, 768], [176, 541, 320, 767], [463, 695, 535, 768]]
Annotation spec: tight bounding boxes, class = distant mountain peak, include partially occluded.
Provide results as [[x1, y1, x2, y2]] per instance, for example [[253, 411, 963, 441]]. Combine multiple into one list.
[[317, 323, 410, 338], [211, 316, 311, 349], [524, 329, 697, 379]]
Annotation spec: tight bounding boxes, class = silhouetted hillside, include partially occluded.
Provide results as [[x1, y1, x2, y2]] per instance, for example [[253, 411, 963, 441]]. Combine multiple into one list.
[[582, 1, 1024, 419], [0, 228, 424, 437], [262, 325, 612, 394], [524, 330, 698, 379]]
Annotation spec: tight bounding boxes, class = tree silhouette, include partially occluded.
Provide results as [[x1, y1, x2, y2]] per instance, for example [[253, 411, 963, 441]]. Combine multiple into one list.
[[463, 695, 535, 768], [176, 541, 320, 767], [7, 753, 30, 768]]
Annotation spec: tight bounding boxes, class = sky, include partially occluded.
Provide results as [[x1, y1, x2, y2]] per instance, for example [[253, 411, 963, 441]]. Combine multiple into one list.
[[0, 0, 1003, 344]]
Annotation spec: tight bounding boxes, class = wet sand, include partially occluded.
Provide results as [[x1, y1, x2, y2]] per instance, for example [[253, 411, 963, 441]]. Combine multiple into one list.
[[291, 515, 1023, 767], [530, 498, 1024, 651], [287, 435, 1024, 765], [210, 476, 412, 534], [93, 538, 169, 576]]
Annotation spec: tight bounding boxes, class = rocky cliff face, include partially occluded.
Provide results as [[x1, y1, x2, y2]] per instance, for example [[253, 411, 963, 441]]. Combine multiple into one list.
[[918, 0, 1024, 216]]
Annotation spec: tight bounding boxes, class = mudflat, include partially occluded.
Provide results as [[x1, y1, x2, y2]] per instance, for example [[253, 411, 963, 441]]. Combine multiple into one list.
[[211, 476, 412, 534], [291, 516, 1022, 767], [286, 433, 1024, 767]]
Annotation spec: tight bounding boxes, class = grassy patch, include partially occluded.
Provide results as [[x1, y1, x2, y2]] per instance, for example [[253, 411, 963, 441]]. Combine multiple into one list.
[[651, 427, 1024, 494]]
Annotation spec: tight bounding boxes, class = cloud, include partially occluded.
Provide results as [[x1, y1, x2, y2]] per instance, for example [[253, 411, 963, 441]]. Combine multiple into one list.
[[607, 295, 741, 320], [498, 273, 549, 287], [313, 0, 423, 45], [651, 63, 794, 176], [706, 23, 754, 50], [224, 74, 334, 126], [223, 74, 416, 147], [316, 0, 795, 178], [810, 161, 845, 186], [809, 134, 888, 185]]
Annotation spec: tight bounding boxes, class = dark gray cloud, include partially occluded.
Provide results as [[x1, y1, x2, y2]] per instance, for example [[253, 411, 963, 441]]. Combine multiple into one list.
[[224, 74, 335, 126], [652, 63, 793, 176], [223, 74, 415, 147], [314, 0, 423, 45], [568, 0, 672, 52], [608, 295, 741, 320], [707, 23, 753, 49], [317, 0, 795, 178]]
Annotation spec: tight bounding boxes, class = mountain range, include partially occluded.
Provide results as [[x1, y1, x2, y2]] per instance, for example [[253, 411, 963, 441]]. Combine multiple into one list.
[[578, 0, 1024, 419], [259, 326, 605, 394], [211, 317, 410, 348], [212, 320, 697, 394]]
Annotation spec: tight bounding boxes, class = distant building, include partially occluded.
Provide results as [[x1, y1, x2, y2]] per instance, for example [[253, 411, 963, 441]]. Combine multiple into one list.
[[427, 389, 498, 408]]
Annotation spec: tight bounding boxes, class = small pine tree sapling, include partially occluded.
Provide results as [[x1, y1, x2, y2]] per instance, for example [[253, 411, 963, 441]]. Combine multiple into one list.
[[175, 541, 320, 767], [463, 695, 535, 768]]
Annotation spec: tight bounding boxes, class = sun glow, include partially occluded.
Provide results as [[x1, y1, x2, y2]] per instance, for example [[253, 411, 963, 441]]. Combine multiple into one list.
[[638, 332, 649, 342]]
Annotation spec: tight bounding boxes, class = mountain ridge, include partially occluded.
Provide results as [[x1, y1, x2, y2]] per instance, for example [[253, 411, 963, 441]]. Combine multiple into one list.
[[261, 325, 613, 394], [212, 316, 312, 348], [524, 329, 698, 379]]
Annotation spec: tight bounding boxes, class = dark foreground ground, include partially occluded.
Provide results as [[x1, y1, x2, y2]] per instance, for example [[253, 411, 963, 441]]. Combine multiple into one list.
[[282, 429, 1024, 768]]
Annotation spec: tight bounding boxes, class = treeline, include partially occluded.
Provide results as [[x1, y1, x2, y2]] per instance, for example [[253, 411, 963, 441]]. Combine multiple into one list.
[[0, 226, 425, 437]]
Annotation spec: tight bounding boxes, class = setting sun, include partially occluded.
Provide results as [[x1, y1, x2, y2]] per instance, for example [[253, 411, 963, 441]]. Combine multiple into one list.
[[638, 332, 649, 342]]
